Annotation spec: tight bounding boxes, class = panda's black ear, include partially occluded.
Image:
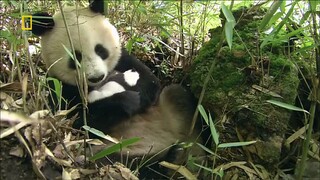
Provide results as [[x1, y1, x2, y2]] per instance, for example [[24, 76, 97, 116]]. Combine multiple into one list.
[[31, 12, 54, 36], [89, 0, 104, 14]]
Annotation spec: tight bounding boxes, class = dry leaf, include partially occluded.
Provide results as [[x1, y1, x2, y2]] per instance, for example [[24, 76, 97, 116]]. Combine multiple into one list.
[[159, 161, 197, 180], [62, 168, 72, 180], [0, 110, 37, 138], [9, 145, 25, 158], [100, 162, 138, 180]]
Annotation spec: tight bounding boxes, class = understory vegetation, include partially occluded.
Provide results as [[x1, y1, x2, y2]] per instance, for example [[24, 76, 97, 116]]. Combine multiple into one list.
[[1, 0, 319, 179]]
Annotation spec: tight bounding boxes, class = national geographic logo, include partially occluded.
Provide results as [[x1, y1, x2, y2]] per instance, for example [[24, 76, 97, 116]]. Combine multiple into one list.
[[21, 15, 32, 30]]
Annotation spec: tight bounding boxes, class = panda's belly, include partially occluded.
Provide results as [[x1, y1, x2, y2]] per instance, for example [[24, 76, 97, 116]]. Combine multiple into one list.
[[105, 106, 189, 157]]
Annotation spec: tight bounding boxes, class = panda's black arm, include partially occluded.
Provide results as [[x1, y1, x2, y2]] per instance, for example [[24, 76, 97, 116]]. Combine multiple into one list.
[[76, 91, 141, 132], [87, 90, 140, 123], [115, 48, 161, 109], [48, 79, 141, 129]]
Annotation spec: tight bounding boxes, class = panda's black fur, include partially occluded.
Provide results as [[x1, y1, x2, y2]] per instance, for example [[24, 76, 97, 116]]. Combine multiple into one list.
[[32, 0, 204, 178]]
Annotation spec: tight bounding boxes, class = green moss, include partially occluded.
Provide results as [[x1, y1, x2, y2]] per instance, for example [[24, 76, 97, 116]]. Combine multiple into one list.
[[190, 43, 248, 106], [268, 54, 294, 77], [276, 67, 299, 103], [187, 6, 310, 167], [189, 7, 302, 137]]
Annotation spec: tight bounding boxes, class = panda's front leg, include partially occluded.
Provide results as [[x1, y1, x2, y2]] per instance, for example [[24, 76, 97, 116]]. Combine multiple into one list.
[[87, 70, 141, 120], [88, 90, 141, 118], [85, 86, 140, 133], [88, 81, 126, 103]]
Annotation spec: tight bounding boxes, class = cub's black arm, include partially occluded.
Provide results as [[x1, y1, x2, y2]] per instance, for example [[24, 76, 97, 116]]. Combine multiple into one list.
[[114, 48, 161, 110]]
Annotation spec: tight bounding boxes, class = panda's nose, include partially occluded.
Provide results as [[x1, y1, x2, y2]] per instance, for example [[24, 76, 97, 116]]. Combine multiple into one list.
[[88, 74, 105, 84]]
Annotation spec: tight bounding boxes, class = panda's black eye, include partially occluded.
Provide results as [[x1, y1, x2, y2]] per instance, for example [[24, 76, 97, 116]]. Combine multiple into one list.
[[95, 44, 109, 60], [68, 50, 82, 69]]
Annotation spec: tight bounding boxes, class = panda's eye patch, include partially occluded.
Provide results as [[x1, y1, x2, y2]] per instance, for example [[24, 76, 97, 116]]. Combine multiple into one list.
[[95, 44, 109, 60], [68, 50, 82, 70]]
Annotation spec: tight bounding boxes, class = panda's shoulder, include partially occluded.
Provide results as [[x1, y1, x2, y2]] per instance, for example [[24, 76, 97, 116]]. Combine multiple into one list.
[[115, 48, 146, 72], [118, 48, 132, 62], [113, 48, 133, 71]]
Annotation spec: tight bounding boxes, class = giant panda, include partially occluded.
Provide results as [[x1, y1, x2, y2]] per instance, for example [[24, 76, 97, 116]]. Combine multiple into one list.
[[31, 0, 204, 178]]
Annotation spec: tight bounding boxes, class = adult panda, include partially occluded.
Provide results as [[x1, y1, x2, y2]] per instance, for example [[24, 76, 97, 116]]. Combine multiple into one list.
[[31, 0, 203, 177]]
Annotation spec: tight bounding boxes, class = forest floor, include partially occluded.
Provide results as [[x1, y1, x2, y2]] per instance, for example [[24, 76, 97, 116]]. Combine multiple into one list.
[[0, 137, 37, 179]]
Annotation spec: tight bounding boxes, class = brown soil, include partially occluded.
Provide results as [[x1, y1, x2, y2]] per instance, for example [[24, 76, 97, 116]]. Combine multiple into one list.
[[0, 136, 37, 180]]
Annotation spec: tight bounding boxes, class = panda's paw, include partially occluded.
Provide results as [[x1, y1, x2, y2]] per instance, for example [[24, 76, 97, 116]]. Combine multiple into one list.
[[88, 81, 125, 103], [99, 81, 125, 92], [88, 90, 102, 103], [123, 69, 139, 86]]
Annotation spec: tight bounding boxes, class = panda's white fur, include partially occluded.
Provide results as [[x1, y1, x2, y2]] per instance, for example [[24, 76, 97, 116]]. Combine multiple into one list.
[[123, 69, 140, 86], [88, 81, 125, 103], [32, 1, 204, 177], [40, 6, 121, 87]]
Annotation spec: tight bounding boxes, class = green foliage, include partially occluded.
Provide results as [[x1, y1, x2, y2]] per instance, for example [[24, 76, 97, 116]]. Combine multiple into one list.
[[259, 0, 284, 31], [62, 44, 81, 68], [83, 125, 114, 140], [221, 4, 236, 49], [194, 163, 224, 178], [198, 105, 256, 149], [1, 1, 319, 179], [267, 100, 309, 114], [260, 1, 299, 49], [0, 29, 24, 45], [196, 105, 256, 178], [90, 137, 141, 161], [105, 1, 221, 55], [198, 105, 219, 146], [82, 126, 141, 162], [218, 141, 257, 148], [46, 77, 62, 104]]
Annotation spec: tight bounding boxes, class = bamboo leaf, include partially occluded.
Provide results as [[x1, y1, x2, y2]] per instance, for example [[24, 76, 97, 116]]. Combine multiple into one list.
[[62, 44, 81, 68], [197, 143, 215, 155], [299, 11, 310, 25], [46, 77, 61, 97], [221, 4, 236, 22], [198, 105, 208, 125], [272, 1, 297, 35], [218, 141, 256, 148], [90, 137, 140, 161], [209, 112, 219, 146], [198, 105, 219, 145], [309, 0, 317, 12], [267, 100, 309, 114], [225, 21, 235, 49], [280, 1, 286, 13], [46, 77, 62, 105], [83, 125, 107, 138], [259, 0, 284, 30], [221, 4, 235, 22], [221, 4, 235, 49], [82, 125, 119, 143], [194, 163, 224, 177], [268, 12, 283, 27]]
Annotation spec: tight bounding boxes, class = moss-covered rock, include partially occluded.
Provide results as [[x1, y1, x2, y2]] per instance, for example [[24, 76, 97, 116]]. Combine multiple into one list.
[[189, 7, 301, 165]]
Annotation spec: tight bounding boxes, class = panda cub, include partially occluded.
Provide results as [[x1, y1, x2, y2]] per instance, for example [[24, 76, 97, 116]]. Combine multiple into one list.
[[31, 0, 203, 175]]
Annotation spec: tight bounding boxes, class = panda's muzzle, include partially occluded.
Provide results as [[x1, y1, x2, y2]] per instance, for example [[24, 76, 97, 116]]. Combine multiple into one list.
[[88, 74, 105, 84]]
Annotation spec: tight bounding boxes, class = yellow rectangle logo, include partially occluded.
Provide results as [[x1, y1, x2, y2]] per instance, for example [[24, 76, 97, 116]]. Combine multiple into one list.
[[22, 15, 32, 30]]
